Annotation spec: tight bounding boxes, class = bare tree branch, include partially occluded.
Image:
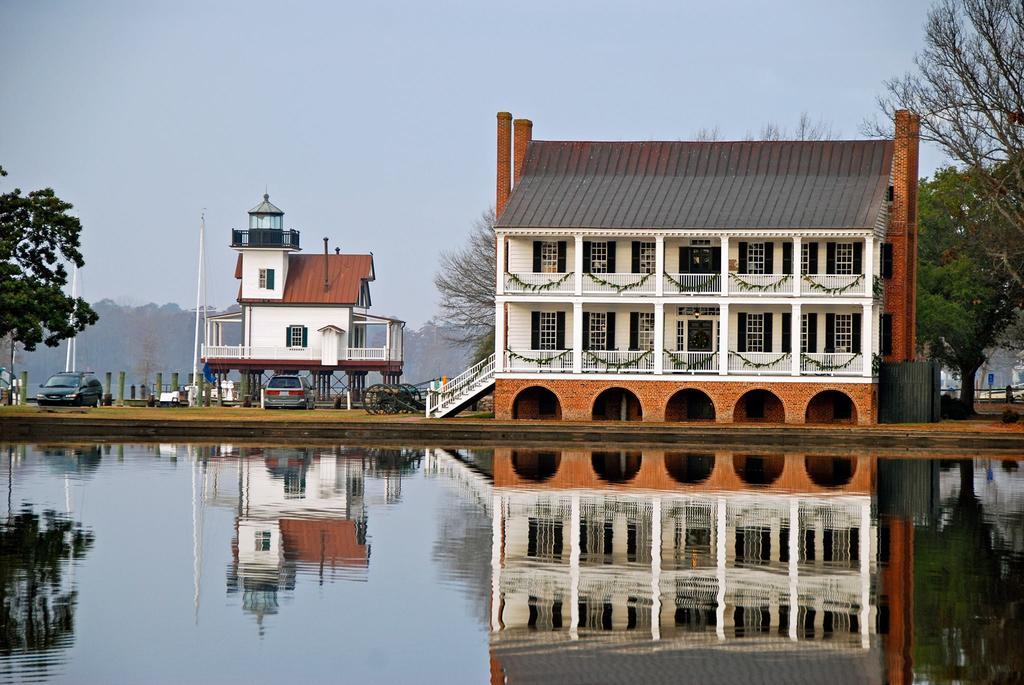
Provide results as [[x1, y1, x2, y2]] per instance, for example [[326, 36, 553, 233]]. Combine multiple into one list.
[[433, 209, 495, 348]]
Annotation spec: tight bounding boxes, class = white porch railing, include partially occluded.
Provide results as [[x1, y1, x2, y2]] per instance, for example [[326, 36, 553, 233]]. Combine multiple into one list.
[[344, 347, 388, 360], [504, 349, 574, 372], [504, 272, 575, 294], [799, 274, 867, 296], [202, 345, 395, 362], [800, 352, 862, 375], [582, 272, 657, 295], [728, 273, 793, 295], [426, 353, 496, 418], [663, 273, 721, 295], [728, 351, 791, 374], [663, 351, 718, 373], [202, 345, 320, 360], [582, 349, 656, 373]]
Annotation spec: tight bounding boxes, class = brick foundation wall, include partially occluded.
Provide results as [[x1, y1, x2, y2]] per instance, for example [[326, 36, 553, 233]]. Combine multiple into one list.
[[495, 378, 878, 425]]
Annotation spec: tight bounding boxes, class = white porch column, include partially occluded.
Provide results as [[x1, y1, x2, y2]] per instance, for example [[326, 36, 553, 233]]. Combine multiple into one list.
[[718, 302, 730, 375], [788, 497, 799, 641], [791, 303, 802, 376], [570, 493, 581, 640], [496, 234, 506, 296], [715, 496, 727, 640], [720, 235, 730, 295], [574, 234, 584, 296], [862, 302, 874, 377], [654, 302, 665, 375], [859, 499, 871, 649], [573, 301, 583, 374], [494, 302, 505, 372], [863, 235, 875, 297], [655, 235, 665, 296], [490, 493, 503, 631], [792, 236, 802, 296], [384, 321, 391, 355], [651, 496, 662, 641]]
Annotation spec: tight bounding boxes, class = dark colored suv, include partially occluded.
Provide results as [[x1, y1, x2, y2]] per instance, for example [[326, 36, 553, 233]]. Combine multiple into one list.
[[37, 372, 103, 407], [263, 374, 315, 409]]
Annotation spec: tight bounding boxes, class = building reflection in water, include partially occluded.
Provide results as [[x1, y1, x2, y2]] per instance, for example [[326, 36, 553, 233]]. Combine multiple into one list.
[[483, 448, 898, 684], [194, 446, 422, 629]]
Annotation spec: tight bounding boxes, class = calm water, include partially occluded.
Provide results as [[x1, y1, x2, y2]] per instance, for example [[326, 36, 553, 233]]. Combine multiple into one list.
[[0, 444, 1021, 684]]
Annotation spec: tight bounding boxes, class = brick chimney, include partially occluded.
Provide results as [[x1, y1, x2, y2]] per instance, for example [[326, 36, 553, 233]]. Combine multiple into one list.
[[323, 237, 330, 291], [885, 109, 921, 362], [496, 112, 512, 216], [513, 118, 533, 186]]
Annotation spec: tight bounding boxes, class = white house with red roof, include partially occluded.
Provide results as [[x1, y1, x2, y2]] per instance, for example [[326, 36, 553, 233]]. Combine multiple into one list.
[[202, 195, 403, 398]]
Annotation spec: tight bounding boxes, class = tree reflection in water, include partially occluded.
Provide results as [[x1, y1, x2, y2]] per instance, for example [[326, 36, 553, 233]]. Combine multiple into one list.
[[0, 508, 94, 659]]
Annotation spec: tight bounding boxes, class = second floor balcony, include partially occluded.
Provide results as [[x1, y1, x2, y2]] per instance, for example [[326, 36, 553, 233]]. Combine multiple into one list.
[[231, 228, 301, 249]]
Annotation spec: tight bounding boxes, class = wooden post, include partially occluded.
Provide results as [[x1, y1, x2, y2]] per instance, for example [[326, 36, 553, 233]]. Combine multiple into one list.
[[156, 372, 163, 397], [117, 371, 125, 406], [18, 371, 27, 405], [171, 372, 179, 393], [130, 384, 136, 400], [240, 372, 249, 406], [104, 371, 113, 405]]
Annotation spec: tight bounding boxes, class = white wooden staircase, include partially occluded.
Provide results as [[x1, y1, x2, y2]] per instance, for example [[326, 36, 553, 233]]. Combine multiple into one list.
[[425, 353, 496, 418]]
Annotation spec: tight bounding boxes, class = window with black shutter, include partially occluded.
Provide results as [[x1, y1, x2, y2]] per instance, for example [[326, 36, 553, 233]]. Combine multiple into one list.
[[826, 243, 837, 275], [782, 242, 793, 274], [629, 312, 639, 350], [881, 314, 892, 355], [607, 242, 617, 272], [781, 313, 791, 353], [763, 313, 773, 352], [851, 313, 862, 354], [582, 312, 592, 350], [583, 241, 592, 273], [555, 311, 566, 349], [531, 311, 541, 349], [737, 312, 748, 352], [881, 243, 894, 279], [803, 313, 818, 353], [803, 242, 819, 275], [825, 313, 836, 353], [606, 312, 616, 350], [557, 241, 567, 272], [738, 242, 748, 273], [679, 247, 692, 274], [853, 242, 863, 274], [764, 243, 774, 274]]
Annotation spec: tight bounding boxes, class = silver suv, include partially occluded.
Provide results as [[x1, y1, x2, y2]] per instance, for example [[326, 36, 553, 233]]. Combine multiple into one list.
[[263, 374, 315, 410]]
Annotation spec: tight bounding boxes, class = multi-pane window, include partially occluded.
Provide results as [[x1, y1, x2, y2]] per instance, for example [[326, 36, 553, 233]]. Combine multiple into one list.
[[675, 320, 686, 351], [637, 312, 655, 350], [835, 243, 854, 275], [538, 312, 558, 350], [258, 268, 273, 289], [834, 314, 853, 352], [638, 242, 656, 274], [588, 312, 607, 350], [255, 531, 272, 552], [801, 313, 810, 353], [746, 314, 765, 352], [289, 325, 304, 347], [746, 243, 766, 274], [801, 243, 812, 275], [540, 241, 560, 273], [590, 242, 609, 273]]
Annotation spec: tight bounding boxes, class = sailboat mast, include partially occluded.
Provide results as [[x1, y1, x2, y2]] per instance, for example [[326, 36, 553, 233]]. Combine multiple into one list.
[[65, 266, 78, 373], [191, 214, 206, 407]]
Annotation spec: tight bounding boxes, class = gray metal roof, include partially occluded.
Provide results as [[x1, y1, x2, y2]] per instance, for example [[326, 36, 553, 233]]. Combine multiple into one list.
[[249, 193, 284, 215], [495, 139, 894, 230]]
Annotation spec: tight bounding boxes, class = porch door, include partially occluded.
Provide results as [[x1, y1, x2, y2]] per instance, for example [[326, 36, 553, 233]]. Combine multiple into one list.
[[687, 320, 714, 351]]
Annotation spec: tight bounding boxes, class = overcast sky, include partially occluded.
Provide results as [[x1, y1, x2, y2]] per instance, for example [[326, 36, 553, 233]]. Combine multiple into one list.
[[1, 0, 943, 327]]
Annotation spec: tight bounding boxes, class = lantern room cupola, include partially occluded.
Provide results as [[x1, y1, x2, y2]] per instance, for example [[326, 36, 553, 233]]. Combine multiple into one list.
[[231, 193, 300, 250]]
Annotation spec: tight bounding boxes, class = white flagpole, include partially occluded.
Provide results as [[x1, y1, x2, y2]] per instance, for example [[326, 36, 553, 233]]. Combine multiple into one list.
[[65, 266, 78, 372], [191, 214, 205, 407]]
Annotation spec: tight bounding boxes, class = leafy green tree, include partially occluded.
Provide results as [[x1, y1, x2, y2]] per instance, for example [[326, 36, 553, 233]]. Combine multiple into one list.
[[917, 167, 1024, 409], [0, 165, 98, 388]]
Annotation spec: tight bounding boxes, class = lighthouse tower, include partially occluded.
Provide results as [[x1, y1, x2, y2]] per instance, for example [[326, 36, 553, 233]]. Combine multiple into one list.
[[232, 194, 300, 301]]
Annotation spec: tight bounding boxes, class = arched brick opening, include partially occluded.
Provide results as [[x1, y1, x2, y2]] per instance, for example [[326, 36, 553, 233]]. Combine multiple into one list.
[[664, 389, 716, 422], [511, 450, 562, 482], [512, 386, 562, 420], [592, 387, 643, 421], [733, 454, 785, 485], [665, 453, 715, 484], [805, 456, 856, 488], [733, 389, 785, 422], [804, 390, 857, 424], [592, 450, 643, 483]]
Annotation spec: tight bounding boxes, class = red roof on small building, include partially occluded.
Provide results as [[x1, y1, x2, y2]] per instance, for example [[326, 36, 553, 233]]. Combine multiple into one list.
[[238, 254, 374, 305]]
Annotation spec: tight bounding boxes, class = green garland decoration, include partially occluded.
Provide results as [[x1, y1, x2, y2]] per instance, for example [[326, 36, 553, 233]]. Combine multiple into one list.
[[872, 276, 884, 299], [872, 353, 883, 376], [663, 272, 719, 293], [506, 349, 572, 367], [801, 352, 862, 371], [729, 273, 792, 292], [663, 349, 717, 370], [585, 271, 653, 293], [506, 271, 574, 292], [731, 351, 790, 369], [583, 349, 653, 371], [801, 273, 865, 295]]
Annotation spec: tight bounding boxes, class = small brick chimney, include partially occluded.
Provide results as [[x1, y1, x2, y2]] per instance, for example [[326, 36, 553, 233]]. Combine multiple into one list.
[[496, 112, 512, 216], [323, 237, 330, 291], [513, 118, 533, 186], [885, 109, 921, 362]]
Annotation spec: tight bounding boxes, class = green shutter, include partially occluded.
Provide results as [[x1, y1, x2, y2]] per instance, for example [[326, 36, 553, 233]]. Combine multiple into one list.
[[302, 326, 308, 347], [286, 326, 291, 346], [267, 269, 275, 290]]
